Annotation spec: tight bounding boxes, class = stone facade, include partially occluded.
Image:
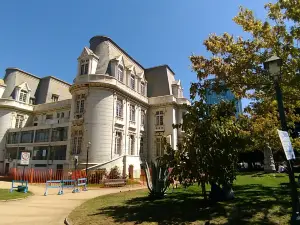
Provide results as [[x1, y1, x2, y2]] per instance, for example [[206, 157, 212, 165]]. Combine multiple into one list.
[[0, 36, 189, 178]]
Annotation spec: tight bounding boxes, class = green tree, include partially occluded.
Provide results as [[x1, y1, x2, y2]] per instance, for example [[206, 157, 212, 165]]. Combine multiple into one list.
[[189, 0, 300, 166], [163, 100, 249, 200]]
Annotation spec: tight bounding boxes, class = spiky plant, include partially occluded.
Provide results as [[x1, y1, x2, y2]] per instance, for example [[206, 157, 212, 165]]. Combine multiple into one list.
[[143, 160, 171, 199]]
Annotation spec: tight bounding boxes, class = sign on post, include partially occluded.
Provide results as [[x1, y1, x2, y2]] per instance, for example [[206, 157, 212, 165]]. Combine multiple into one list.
[[20, 152, 30, 165], [277, 130, 295, 160], [74, 156, 79, 166]]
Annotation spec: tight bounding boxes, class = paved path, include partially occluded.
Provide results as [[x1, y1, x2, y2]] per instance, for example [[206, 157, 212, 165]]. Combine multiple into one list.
[[0, 181, 145, 225]]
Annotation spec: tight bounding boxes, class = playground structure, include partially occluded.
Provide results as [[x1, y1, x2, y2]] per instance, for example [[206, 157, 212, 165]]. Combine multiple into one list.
[[10, 180, 28, 193], [44, 178, 88, 196]]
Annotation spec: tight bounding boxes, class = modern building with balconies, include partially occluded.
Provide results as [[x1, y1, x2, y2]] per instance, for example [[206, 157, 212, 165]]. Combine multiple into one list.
[[0, 36, 189, 178]]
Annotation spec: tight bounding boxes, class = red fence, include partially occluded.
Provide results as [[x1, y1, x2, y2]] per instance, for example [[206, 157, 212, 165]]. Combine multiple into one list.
[[9, 168, 86, 183], [7, 168, 145, 185]]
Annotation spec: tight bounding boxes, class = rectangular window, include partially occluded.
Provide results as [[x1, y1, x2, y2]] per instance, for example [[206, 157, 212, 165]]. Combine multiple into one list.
[[84, 63, 89, 75], [15, 115, 24, 128], [51, 127, 68, 142], [19, 90, 27, 103], [129, 105, 135, 122], [33, 147, 48, 160], [130, 75, 135, 90], [46, 114, 53, 120], [129, 135, 135, 155], [114, 131, 122, 155], [51, 94, 59, 102], [156, 137, 163, 156], [8, 132, 20, 144], [116, 99, 123, 118], [75, 95, 85, 115], [57, 113, 60, 118], [117, 65, 124, 82], [141, 82, 145, 96], [49, 145, 67, 160], [80, 60, 89, 75], [141, 110, 145, 125], [72, 130, 83, 155], [156, 111, 164, 125], [20, 131, 33, 143], [140, 137, 144, 154], [80, 100, 84, 113], [35, 129, 50, 142], [80, 64, 85, 76]]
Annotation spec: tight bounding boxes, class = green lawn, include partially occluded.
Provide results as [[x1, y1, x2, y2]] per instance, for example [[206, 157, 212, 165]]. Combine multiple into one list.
[[0, 189, 31, 200], [69, 173, 293, 225]]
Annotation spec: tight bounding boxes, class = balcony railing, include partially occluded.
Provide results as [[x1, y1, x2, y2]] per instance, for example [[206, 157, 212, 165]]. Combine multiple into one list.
[[155, 125, 165, 132], [129, 121, 136, 128], [115, 116, 124, 125]]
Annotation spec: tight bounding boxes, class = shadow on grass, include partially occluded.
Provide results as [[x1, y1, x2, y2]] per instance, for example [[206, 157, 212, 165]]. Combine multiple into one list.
[[90, 184, 291, 225]]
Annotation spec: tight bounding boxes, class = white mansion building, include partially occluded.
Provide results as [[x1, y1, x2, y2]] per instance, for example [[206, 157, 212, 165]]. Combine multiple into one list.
[[0, 36, 189, 178]]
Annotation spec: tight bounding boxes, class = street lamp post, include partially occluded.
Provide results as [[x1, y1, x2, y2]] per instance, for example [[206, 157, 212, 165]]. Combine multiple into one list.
[[264, 56, 300, 223], [86, 141, 91, 181]]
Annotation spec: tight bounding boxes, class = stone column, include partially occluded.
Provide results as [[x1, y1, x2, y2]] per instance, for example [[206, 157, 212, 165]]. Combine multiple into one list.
[[264, 145, 276, 172]]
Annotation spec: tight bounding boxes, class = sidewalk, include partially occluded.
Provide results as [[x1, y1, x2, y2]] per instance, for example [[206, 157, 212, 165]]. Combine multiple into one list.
[[0, 181, 145, 225]]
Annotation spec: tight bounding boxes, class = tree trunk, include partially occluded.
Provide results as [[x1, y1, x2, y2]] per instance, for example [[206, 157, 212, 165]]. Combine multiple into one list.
[[201, 180, 207, 200]]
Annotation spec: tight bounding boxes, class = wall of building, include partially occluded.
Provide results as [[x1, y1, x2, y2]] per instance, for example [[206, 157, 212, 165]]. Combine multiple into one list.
[[82, 88, 114, 163], [0, 85, 6, 98], [145, 67, 171, 97], [0, 109, 13, 173]]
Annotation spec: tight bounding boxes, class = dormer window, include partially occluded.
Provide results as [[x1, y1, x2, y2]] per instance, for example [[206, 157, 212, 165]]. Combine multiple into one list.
[[80, 59, 89, 75], [19, 90, 27, 103], [51, 94, 59, 102], [117, 65, 124, 82], [130, 75, 135, 90]]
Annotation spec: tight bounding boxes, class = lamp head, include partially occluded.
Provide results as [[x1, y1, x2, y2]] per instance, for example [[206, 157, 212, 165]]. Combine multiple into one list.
[[263, 56, 282, 77]]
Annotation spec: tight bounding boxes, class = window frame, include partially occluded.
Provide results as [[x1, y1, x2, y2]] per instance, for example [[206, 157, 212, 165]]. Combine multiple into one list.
[[129, 135, 135, 155], [129, 104, 135, 122], [20, 131, 33, 143], [156, 137, 163, 157], [35, 129, 50, 142], [15, 114, 24, 128], [140, 137, 144, 154], [46, 114, 53, 120], [114, 131, 122, 155], [19, 90, 27, 103], [72, 130, 83, 155], [117, 65, 124, 82], [116, 99, 123, 118], [51, 94, 59, 102], [80, 59, 89, 75], [155, 111, 164, 125], [141, 82, 145, 96], [130, 74, 135, 90], [75, 94, 85, 115]]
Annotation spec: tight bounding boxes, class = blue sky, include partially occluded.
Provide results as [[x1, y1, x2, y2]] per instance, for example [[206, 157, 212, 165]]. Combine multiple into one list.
[[0, 0, 273, 108]]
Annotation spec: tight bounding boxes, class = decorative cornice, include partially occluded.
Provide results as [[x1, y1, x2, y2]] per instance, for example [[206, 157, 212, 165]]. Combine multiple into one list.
[[70, 82, 149, 108]]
